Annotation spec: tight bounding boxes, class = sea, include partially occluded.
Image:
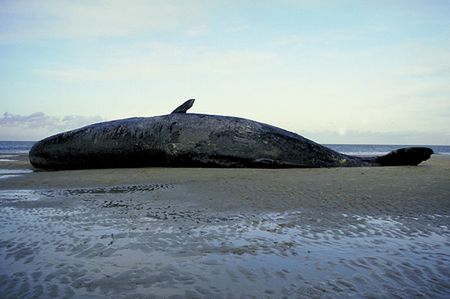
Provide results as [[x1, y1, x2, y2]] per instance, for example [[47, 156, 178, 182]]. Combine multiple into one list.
[[0, 141, 36, 154], [1, 141, 449, 156]]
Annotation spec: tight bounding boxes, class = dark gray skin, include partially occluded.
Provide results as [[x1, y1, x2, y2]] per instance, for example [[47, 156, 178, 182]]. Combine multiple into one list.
[[29, 100, 433, 170]]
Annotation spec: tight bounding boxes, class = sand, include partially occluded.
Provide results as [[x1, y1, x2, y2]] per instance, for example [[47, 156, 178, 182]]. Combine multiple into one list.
[[0, 153, 449, 298]]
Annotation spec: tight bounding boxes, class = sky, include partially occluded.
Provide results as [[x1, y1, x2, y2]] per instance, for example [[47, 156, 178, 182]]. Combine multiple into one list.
[[1, 0, 449, 144]]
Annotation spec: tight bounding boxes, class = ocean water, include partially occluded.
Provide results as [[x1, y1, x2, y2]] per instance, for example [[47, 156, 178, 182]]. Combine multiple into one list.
[[326, 144, 450, 156], [1, 141, 449, 156], [0, 141, 35, 154]]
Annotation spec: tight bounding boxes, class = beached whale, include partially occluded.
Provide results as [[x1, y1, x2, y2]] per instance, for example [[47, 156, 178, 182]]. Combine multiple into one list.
[[29, 100, 433, 169]]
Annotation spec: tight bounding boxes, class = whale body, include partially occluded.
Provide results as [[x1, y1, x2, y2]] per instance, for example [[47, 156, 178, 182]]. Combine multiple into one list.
[[29, 100, 433, 170]]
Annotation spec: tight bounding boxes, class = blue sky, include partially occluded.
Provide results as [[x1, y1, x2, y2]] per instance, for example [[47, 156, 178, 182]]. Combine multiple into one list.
[[1, 0, 449, 144]]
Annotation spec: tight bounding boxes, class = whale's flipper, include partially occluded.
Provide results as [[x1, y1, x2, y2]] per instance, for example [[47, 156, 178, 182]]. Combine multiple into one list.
[[171, 99, 195, 114], [372, 147, 433, 166]]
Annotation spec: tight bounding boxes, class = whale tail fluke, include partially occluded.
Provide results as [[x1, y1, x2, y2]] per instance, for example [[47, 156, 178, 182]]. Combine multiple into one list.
[[372, 147, 433, 166]]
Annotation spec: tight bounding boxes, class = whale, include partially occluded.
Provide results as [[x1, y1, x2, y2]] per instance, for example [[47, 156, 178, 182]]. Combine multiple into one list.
[[29, 99, 433, 170]]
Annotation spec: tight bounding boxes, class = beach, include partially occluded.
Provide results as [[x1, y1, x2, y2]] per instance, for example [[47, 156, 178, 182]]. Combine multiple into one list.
[[1, 153, 449, 298]]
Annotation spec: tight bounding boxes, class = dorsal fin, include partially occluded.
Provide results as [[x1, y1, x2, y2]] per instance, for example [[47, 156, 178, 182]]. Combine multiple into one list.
[[171, 99, 195, 114]]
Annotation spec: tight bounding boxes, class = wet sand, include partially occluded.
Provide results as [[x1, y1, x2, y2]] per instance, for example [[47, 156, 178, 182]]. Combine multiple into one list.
[[0, 154, 449, 298]]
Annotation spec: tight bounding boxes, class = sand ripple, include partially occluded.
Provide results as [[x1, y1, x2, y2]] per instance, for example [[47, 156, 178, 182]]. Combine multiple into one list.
[[0, 184, 449, 298]]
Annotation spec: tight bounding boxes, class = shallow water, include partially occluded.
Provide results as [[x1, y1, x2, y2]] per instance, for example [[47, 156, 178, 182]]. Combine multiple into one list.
[[0, 185, 449, 298], [0, 169, 33, 174], [0, 154, 19, 162], [0, 168, 33, 181], [0, 169, 33, 180]]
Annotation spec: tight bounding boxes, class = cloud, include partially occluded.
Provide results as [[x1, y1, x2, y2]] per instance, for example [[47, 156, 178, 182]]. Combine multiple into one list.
[[0, 0, 210, 42], [0, 112, 104, 140], [36, 45, 280, 82], [272, 30, 361, 48], [0, 112, 104, 130]]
